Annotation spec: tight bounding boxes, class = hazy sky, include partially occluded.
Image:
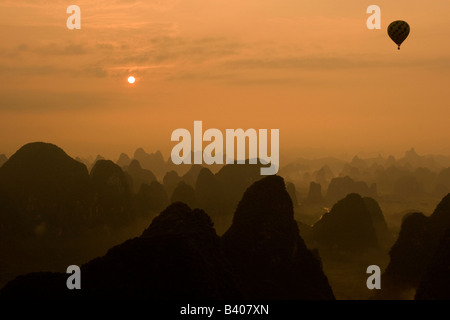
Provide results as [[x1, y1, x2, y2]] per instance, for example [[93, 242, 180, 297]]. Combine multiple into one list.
[[1, 0, 449, 161]]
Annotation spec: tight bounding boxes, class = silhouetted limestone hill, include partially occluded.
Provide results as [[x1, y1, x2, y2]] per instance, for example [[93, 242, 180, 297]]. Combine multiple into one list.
[[311, 194, 380, 253], [0, 203, 242, 299], [170, 181, 196, 208], [134, 148, 166, 179], [297, 221, 313, 241], [222, 175, 335, 300], [386, 155, 396, 167], [429, 193, 450, 233], [415, 228, 450, 300], [179, 163, 266, 236], [314, 165, 334, 187], [351, 156, 368, 169], [75, 156, 92, 169], [399, 148, 440, 170], [435, 167, 450, 197], [0, 142, 92, 236], [194, 167, 229, 234], [125, 159, 157, 193], [116, 153, 131, 168], [341, 159, 385, 182], [90, 155, 105, 171], [142, 202, 214, 240], [136, 181, 168, 216], [215, 163, 261, 207], [195, 163, 262, 235], [0, 188, 20, 234], [382, 194, 450, 295], [286, 182, 299, 207], [414, 167, 436, 194], [195, 168, 223, 210], [0, 154, 7, 167], [305, 182, 324, 204], [279, 157, 344, 184], [376, 165, 409, 195], [181, 164, 203, 187], [0, 142, 90, 202], [363, 197, 392, 249], [326, 176, 376, 204], [163, 170, 181, 198], [394, 175, 423, 197], [90, 160, 133, 227], [91, 160, 130, 194], [383, 212, 432, 289], [339, 164, 361, 181]]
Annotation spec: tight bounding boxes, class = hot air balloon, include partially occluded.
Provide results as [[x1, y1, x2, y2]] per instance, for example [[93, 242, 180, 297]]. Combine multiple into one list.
[[388, 20, 410, 50]]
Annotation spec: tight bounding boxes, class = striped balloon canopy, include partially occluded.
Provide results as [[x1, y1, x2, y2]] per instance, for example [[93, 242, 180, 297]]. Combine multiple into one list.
[[388, 20, 410, 50]]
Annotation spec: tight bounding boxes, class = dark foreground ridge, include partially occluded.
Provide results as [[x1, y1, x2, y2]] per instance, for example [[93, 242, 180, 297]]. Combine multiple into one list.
[[0, 175, 335, 299], [415, 228, 450, 299], [0, 202, 242, 299], [310, 193, 390, 254], [222, 175, 335, 300], [378, 193, 450, 299]]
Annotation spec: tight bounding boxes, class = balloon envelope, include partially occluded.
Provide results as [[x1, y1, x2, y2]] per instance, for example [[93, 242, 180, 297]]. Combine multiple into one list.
[[388, 21, 410, 50]]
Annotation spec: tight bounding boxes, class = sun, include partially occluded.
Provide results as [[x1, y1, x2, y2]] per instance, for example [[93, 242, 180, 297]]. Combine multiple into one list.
[[127, 76, 136, 84]]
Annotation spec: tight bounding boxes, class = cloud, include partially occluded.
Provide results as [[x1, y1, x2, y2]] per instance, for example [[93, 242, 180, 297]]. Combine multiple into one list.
[[108, 36, 242, 65], [0, 64, 58, 76], [0, 90, 121, 112], [167, 70, 324, 86], [84, 65, 109, 78], [0, 62, 110, 78], [221, 55, 450, 71], [222, 56, 384, 70], [27, 43, 88, 56], [0, 43, 89, 62]]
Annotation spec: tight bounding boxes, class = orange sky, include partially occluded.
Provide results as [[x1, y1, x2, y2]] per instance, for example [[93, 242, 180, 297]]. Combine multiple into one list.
[[0, 0, 449, 161]]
